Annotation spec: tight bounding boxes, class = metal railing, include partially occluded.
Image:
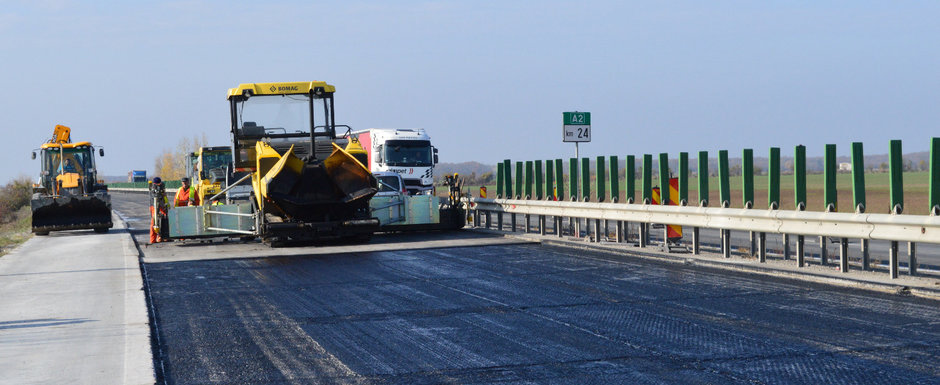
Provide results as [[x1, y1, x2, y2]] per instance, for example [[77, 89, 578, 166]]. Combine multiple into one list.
[[471, 197, 940, 279]]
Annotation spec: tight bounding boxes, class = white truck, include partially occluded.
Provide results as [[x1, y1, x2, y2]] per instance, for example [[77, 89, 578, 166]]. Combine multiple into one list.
[[350, 128, 438, 195]]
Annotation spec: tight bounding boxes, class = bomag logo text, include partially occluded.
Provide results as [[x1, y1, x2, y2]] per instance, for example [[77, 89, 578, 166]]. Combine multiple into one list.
[[277, 86, 299, 92]]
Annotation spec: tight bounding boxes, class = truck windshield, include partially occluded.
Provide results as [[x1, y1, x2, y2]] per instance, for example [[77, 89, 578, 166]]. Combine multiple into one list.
[[236, 94, 327, 134], [384, 140, 432, 167]]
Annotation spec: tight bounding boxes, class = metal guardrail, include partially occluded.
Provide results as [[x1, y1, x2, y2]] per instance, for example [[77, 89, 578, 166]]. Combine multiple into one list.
[[471, 197, 940, 278], [472, 198, 940, 243]]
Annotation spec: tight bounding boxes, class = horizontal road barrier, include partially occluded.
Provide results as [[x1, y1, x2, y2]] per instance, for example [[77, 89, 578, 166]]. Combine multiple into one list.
[[470, 197, 940, 279], [471, 198, 940, 244]]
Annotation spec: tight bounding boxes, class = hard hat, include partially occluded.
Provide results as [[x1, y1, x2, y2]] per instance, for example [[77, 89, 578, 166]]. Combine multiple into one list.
[[153, 177, 162, 184]]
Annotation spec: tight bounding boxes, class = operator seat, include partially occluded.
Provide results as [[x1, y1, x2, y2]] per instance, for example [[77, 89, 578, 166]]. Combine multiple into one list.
[[240, 121, 265, 137]]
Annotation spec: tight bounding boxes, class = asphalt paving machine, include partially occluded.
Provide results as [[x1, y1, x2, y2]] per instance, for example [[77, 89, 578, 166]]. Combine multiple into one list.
[[29, 125, 112, 235], [164, 81, 379, 245]]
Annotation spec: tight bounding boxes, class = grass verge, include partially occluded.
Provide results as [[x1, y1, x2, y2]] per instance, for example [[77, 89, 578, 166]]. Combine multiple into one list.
[[0, 206, 31, 257]]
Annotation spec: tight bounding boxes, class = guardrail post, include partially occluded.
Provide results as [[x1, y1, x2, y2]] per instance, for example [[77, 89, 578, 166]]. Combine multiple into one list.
[[851, 142, 867, 269], [851, 143, 866, 213], [742, 149, 754, 208], [581, 157, 593, 240], [642, 154, 653, 204], [545, 159, 554, 200], [679, 152, 689, 251], [609, 156, 620, 203], [698, 151, 709, 207], [496, 162, 504, 231], [535, 160, 544, 235], [694, 151, 708, 255], [678, 152, 688, 205], [515, 161, 523, 199], [718, 150, 730, 208], [641, 154, 652, 247], [795, 145, 806, 267], [596, 156, 606, 203], [545, 159, 555, 235], [525, 161, 533, 233], [534, 160, 543, 200], [596, 156, 607, 241], [824, 144, 837, 212], [840, 238, 849, 273], [931, 138, 940, 215], [568, 158, 578, 201], [768, 147, 780, 209], [821, 144, 837, 267], [525, 161, 534, 200], [609, 155, 621, 241], [581, 158, 591, 202], [658, 153, 670, 204], [569, 158, 579, 237], [658, 153, 670, 246], [889, 139, 903, 277], [718, 150, 731, 258], [504, 159, 513, 199], [743, 148, 757, 257], [496, 163, 504, 199], [769, 147, 784, 260], [626, 155, 636, 204], [909, 242, 917, 276], [890, 241, 899, 279], [555, 159, 564, 237], [625, 155, 635, 243], [889, 140, 904, 214]]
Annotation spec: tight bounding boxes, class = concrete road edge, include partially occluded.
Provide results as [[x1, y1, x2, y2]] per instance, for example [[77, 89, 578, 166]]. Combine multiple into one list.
[[115, 213, 157, 384]]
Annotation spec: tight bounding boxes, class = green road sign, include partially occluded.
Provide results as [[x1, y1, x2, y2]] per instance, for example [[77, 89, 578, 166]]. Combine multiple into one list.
[[563, 112, 591, 125], [563, 111, 591, 142]]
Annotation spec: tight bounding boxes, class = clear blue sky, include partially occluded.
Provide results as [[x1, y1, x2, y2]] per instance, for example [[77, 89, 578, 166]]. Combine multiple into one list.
[[3, 1, 939, 182]]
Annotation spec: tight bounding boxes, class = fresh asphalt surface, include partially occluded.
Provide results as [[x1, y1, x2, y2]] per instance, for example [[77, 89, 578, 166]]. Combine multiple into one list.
[[112, 192, 940, 384]]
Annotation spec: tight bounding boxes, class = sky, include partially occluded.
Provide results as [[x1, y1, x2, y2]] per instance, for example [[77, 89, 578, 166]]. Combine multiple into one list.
[[2, 1, 939, 182]]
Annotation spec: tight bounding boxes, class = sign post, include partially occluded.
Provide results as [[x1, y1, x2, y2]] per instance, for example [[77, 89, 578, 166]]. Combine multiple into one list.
[[563, 111, 591, 160]]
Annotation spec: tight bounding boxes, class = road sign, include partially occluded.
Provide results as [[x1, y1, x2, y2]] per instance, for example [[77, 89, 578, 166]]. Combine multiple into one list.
[[563, 112, 590, 143]]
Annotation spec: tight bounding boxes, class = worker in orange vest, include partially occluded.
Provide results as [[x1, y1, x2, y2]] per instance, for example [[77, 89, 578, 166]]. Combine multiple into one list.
[[174, 177, 200, 207]]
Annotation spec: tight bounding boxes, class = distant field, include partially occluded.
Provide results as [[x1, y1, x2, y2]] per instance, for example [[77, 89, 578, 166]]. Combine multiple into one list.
[[467, 171, 934, 214]]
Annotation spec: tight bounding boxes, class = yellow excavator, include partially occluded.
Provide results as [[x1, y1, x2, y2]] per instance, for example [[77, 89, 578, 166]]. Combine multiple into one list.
[[163, 81, 379, 245], [30, 125, 112, 235]]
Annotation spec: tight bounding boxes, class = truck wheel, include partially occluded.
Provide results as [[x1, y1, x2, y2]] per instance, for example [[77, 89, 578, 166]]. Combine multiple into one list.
[[94, 227, 109, 234]]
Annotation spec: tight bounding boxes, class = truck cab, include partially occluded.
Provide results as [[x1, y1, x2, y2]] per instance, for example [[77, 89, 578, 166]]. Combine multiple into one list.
[[352, 128, 438, 195]]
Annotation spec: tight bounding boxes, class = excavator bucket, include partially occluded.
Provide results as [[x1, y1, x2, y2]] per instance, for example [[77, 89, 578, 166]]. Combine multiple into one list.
[[31, 193, 112, 233]]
